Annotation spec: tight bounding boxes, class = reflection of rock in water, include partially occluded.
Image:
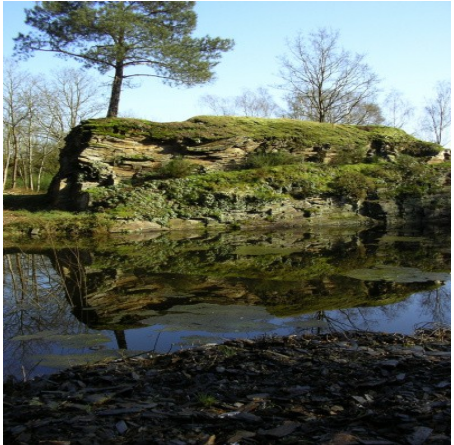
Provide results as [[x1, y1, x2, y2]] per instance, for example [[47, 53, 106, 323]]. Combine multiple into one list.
[[42, 228, 450, 330]]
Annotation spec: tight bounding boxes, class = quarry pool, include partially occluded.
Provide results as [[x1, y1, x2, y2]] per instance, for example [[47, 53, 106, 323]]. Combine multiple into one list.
[[3, 226, 450, 380]]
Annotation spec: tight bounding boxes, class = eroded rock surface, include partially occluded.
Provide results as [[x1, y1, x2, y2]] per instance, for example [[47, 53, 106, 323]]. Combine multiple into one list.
[[47, 116, 450, 229]]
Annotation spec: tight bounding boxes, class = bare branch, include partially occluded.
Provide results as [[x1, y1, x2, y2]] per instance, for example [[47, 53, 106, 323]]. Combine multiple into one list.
[[279, 28, 381, 124]]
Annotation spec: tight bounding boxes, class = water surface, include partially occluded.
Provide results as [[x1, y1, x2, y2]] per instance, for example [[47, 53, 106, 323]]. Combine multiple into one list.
[[3, 226, 450, 380]]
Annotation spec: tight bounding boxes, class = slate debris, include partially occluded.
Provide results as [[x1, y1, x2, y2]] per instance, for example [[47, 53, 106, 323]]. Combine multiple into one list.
[[3, 328, 450, 445]]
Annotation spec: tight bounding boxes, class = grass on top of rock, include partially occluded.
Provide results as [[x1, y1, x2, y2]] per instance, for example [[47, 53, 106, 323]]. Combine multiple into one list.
[[82, 115, 443, 157]]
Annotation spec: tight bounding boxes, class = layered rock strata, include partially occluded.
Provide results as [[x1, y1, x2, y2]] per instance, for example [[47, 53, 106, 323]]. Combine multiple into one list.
[[47, 116, 450, 230]]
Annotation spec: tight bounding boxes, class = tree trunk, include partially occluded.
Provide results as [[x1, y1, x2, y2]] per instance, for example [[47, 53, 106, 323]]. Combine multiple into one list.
[[3, 135, 11, 191], [37, 161, 44, 192], [27, 130, 34, 191], [107, 64, 124, 118], [11, 133, 19, 189]]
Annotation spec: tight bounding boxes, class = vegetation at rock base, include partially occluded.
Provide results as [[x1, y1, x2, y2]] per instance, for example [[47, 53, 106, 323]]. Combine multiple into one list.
[[4, 115, 450, 238], [4, 161, 450, 238], [3, 193, 113, 239], [86, 159, 448, 224]]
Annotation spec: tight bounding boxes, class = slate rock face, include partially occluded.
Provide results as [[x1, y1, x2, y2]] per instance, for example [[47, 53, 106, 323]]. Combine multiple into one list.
[[47, 116, 449, 228]]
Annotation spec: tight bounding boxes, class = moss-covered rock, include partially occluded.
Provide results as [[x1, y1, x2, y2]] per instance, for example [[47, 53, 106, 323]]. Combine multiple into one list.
[[45, 116, 450, 231]]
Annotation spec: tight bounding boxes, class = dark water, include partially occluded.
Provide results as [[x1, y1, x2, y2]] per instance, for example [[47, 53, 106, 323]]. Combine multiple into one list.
[[3, 226, 450, 381]]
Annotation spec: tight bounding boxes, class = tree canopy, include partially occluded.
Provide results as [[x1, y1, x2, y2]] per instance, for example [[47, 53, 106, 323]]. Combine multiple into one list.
[[14, 1, 234, 117]]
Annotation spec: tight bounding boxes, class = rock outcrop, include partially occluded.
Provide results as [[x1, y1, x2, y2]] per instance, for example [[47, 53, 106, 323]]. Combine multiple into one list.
[[48, 116, 450, 230]]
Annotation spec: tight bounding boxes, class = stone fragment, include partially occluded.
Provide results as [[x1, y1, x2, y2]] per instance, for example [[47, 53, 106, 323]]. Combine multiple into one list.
[[227, 430, 256, 443], [258, 421, 300, 437], [115, 420, 128, 435], [406, 426, 433, 445], [379, 359, 400, 368]]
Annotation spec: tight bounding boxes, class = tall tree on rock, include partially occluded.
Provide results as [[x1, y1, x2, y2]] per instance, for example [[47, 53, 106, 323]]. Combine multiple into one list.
[[14, 1, 234, 118]]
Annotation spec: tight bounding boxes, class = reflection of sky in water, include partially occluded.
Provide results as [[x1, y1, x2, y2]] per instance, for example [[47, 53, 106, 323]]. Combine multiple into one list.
[[326, 284, 451, 334], [8, 279, 450, 378], [3, 238, 451, 380], [4, 278, 451, 380], [114, 281, 451, 353]]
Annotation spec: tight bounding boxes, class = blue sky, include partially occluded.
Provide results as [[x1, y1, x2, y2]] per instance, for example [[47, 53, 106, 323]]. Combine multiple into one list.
[[2, 1, 451, 137]]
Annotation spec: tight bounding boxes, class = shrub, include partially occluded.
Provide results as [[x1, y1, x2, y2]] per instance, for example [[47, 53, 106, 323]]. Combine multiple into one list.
[[243, 151, 299, 169], [331, 145, 367, 165], [155, 156, 198, 179], [331, 170, 376, 201], [394, 155, 444, 198]]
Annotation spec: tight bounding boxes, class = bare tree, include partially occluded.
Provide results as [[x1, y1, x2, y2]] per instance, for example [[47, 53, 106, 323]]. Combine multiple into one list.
[[279, 28, 381, 124], [234, 88, 282, 118], [3, 61, 32, 189], [200, 87, 281, 118], [21, 80, 41, 190], [382, 89, 415, 129], [344, 101, 384, 125], [3, 252, 90, 379], [39, 67, 106, 137], [3, 62, 105, 191], [199, 94, 236, 116], [420, 80, 451, 146]]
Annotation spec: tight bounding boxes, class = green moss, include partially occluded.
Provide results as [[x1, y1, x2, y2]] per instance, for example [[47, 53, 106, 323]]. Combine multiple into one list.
[[359, 125, 443, 157], [81, 116, 441, 157], [343, 265, 450, 283], [5, 159, 449, 237]]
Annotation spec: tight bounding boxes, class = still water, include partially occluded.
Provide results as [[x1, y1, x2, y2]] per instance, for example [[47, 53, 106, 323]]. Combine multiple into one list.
[[3, 226, 450, 380]]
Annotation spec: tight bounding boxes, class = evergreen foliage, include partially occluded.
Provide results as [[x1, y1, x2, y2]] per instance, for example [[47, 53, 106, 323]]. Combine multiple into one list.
[[14, 2, 234, 117]]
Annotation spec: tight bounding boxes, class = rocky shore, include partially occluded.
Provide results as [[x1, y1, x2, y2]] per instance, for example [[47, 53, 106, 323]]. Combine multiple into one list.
[[3, 328, 450, 445]]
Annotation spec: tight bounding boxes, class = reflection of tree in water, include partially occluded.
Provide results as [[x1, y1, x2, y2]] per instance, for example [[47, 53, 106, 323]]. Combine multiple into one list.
[[3, 250, 132, 380], [417, 284, 451, 328], [51, 249, 131, 350], [4, 227, 450, 379], [3, 253, 89, 379], [300, 281, 450, 335]]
